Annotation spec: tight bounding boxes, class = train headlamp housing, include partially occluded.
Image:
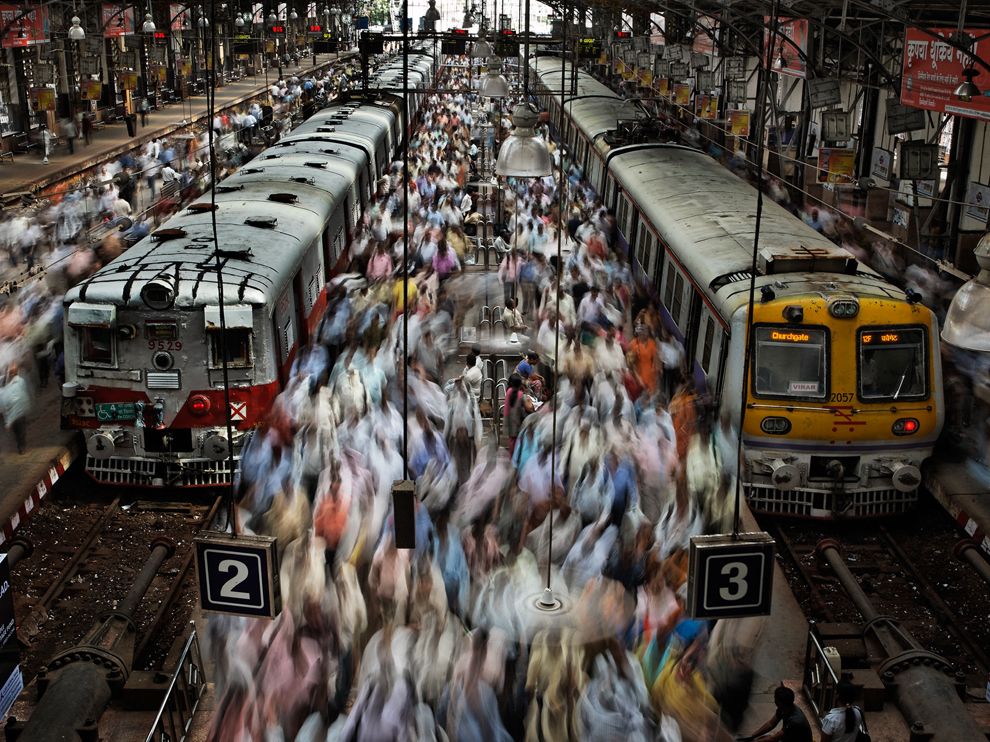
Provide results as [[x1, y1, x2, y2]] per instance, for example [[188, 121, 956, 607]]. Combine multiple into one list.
[[188, 394, 212, 416], [140, 276, 177, 311], [828, 298, 859, 319], [760, 416, 792, 435], [892, 418, 919, 435], [783, 305, 804, 323]]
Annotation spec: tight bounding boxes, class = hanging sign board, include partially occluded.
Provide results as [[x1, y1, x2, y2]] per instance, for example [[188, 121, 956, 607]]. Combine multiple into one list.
[[871, 147, 892, 181], [80, 80, 104, 100], [965, 182, 990, 225], [656, 77, 670, 98], [687, 533, 775, 619], [697, 95, 718, 119], [33, 63, 54, 85], [119, 49, 138, 69], [728, 80, 747, 103], [670, 62, 690, 80], [885, 97, 927, 135], [79, 55, 101, 76], [101, 4, 134, 37], [764, 16, 808, 78], [118, 70, 139, 90], [673, 83, 691, 106], [901, 27, 990, 121], [725, 56, 746, 80], [899, 141, 940, 180], [195, 532, 281, 618], [0, 5, 48, 47], [30, 86, 55, 111], [696, 70, 716, 92], [728, 109, 751, 137], [148, 46, 166, 64], [817, 147, 856, 184], [808, 77, 841, 108]]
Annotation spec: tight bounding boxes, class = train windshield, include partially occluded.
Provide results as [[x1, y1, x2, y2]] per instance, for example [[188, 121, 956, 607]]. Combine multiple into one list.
[[753, 326, 827, 399], [858, 327, 927, 401]]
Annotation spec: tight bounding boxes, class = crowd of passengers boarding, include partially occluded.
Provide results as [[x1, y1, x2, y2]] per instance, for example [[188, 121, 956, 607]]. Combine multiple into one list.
[[203, 67, 762, 742], [0, 63, 354, 456]]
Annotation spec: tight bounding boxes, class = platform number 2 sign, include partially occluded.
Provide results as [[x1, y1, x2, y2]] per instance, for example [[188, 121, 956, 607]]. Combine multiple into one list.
[[687, 533, 775, 619], [194, 533, 281, 619]]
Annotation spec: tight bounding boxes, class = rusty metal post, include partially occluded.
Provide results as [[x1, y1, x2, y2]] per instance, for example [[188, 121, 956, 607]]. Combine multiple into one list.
[[953, 539, 990, 586]]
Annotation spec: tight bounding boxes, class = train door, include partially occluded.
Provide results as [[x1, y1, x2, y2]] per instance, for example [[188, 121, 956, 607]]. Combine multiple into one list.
[[273, 285, 298, 385], [662, 258, 690, 336], [695, 305, 725, 394], [292, 270, 309, 347]]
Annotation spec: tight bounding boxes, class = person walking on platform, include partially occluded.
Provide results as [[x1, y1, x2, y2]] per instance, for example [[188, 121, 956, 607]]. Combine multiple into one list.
[[0, 365, 31, 454], [820, 678, 867, 742], [740, 684, 813, 742], [81, 112, 93, 145], [62, 116, 77, 155], [41, 127, 53, 164], [139, 97, 150, 127]]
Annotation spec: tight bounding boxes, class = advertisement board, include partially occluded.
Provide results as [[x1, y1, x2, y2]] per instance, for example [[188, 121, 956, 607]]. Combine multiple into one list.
[[0, 5, 49, 47], [728, 109, 751, 137], [764, 17, 807, 78], [80, 80, 104, 100], [965, 182, 990, 226], [697, 95, 718, 120], [101, 4, 134, 37], [901, 27, 990, 120], [817, 147, 856, 184], [673, 83, 691, 106]]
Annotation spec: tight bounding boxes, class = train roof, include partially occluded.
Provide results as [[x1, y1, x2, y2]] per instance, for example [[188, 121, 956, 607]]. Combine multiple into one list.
[[532, 56, 643, 143], [607, 144, 904, 316], [65, 100, 397, 312]]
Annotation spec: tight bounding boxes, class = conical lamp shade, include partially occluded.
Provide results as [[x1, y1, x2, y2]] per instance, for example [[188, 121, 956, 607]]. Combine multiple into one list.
[[473, 37, 493, 57], [496, 104, 552, 177], [480, 71, 510, 97]]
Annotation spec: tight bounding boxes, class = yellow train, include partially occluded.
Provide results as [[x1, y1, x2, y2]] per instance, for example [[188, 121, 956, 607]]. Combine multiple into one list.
[[533, 55, 943, 518]]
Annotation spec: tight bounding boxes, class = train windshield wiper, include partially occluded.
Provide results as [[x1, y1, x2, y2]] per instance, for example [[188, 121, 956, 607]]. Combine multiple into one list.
[[892, 364, 911, 400]]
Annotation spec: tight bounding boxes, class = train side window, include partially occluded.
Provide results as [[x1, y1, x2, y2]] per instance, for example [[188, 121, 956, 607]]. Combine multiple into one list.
[[664, 265, 676, 308], [208, 329, 252, 368], [80, 327, 115, 367], [701, 316, 715, 371], [671, 273, 685, 325]]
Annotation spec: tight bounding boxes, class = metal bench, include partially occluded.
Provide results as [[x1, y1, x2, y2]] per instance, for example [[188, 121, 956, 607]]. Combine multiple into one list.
[[0, 151, 13, 164]]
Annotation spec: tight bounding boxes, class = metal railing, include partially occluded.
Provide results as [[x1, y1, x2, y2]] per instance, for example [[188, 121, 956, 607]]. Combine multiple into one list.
[[145, 628, 208, 742], [803, 622, 840, 718]]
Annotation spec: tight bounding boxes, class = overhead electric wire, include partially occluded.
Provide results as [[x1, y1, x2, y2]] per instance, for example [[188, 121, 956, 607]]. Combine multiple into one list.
[[732, 0, 780, 538], [206, 0, 239, 534]]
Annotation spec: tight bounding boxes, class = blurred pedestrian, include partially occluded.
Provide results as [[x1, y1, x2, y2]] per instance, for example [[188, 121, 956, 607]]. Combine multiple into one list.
[[0, 365, 31, 454]]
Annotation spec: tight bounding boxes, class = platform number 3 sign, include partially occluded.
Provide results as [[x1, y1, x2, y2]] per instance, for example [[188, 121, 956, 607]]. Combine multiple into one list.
[[687, 533, 775, 619], [194, 532, 281, 619]]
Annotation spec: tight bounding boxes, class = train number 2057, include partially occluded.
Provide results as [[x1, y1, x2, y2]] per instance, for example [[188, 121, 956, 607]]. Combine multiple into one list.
[[828, 392, 853, 403], [148, 340, 183, 351]]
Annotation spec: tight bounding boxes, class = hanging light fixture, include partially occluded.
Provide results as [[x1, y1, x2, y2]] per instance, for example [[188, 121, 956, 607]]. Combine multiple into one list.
[[68, 16, 85, 40], [267, 9, 278, 24], [423, 0, 440, 31], [234, 14, 245, 27], [954, 67, 980, 102], [479, 56, 509, 97], [473, 34, 493, 58], [462, 2, 474, 27], [289, 8, 299, 20], [142, 12, 156, 33], [496, 103, 552, 177]]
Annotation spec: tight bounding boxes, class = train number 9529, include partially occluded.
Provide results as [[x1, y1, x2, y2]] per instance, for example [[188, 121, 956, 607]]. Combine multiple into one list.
[[148, 340, 183, 351], [828, 392, 853, 403]]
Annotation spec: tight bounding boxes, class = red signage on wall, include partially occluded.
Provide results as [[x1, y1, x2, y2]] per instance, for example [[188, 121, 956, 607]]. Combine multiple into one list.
[[901, 27, 990, 121], [101, 4, 134, 37], [764, 17, 807, 78], [0, 5, 49, 47]]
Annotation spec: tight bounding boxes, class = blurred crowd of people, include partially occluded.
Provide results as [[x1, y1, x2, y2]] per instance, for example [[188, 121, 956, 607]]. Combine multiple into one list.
[[207, 65, 747, 742], [0, 58, 357, 455]]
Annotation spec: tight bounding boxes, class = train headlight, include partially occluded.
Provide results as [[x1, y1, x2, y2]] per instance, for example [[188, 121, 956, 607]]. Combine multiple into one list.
[[760, 416, 792, 435], [892, 418, 919, 435], [140, 276, 177, 311], [188, 394, 212, 416], [828, 299, 859, 318]]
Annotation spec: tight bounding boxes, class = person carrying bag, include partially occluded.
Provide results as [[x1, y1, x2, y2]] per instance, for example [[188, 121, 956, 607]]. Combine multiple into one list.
[[820, 679, 869, 742]]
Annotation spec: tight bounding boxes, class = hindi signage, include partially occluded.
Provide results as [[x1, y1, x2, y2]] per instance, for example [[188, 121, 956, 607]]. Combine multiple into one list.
[[901, 27, 990, 120]]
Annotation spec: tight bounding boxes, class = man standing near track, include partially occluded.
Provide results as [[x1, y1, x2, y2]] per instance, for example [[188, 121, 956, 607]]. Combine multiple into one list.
[[0, 365, 31, 454]]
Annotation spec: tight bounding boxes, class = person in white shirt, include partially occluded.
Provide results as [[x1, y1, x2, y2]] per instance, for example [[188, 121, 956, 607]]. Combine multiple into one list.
[[820, 679, 865, 742], [459, 351, 483, 401]]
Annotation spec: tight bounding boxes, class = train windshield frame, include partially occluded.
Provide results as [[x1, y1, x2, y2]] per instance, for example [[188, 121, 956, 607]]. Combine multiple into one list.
[[857, 326, 928, 402], [752, 324, 829, 401]]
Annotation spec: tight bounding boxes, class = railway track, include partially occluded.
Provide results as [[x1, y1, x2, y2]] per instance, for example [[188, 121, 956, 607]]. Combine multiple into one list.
[[763, 493, 990, 681], [10, 475, 221, 683]]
